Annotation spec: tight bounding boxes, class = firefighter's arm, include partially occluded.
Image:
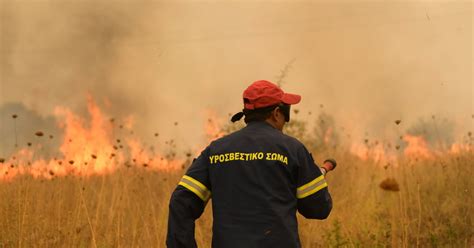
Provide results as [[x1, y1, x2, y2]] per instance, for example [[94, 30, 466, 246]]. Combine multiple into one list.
[[297, 186, 332, 219], [166, 147, 212, 248], [295, 146, 333, 219], [167, 186, 206, 248]]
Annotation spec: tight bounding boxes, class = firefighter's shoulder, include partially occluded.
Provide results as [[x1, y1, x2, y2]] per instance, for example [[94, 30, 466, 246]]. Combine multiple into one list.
[[207, 127, 247, 148], [275, 130, 307, 150]]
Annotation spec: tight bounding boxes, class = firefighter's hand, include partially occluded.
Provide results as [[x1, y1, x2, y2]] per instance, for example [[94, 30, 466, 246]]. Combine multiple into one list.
[[322, 159, 337, 172]]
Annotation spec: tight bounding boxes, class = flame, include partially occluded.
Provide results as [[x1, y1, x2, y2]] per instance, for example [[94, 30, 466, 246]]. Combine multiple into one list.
[[350, 134, 472, 163], [54, 95, 118, 175], [127, 138, 182, 171], [350, 135, 435, 163], [323, 127, 333, 144], [1, 100, 471, 182], [204, 110, 226, 143], [403, 135, 433, 159], [350, 142, 396, 164], [350, 143, 370, 161], [0, 96, 183, 182], [122, 115, 135, 130], [449, 143, 472, 154]]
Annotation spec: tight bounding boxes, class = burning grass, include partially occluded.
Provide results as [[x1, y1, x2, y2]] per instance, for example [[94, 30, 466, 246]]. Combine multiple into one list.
[[0, 97, 183, 182], [0, 151, 472, 247], [0, 99, 472, 246]]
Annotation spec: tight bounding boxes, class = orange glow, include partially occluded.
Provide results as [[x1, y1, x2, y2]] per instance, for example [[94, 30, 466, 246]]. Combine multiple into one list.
[[123, 115, 135, 130], [54, 95, 117, 176], [449, 143, 472, 154], [127, 138, 182, 171], [403, 135, 433, 159], [1, 101, 471, 182], [350, 142, 396, 164], [350, 134, 472, 164], [324, 127, 333, 145], [0, 96, 183, 182], [204, 110, 226, 143]]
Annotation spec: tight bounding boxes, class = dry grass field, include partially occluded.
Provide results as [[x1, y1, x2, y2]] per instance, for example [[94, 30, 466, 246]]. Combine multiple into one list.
[[1, 1, 472, 247], [0, 109, 472, 247], [0, 148, 472, 247]]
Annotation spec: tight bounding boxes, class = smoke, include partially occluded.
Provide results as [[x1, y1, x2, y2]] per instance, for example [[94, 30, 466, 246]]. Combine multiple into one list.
[[1, 0, 163, 156], [0, 103, 60, 157], [1, 0, 472, 157], [1, 0, 153, 111], [406, 116, 456, 148]]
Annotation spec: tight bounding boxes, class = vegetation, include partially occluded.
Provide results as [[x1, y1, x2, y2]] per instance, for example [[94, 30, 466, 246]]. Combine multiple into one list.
[[0, 115, 472, 247]]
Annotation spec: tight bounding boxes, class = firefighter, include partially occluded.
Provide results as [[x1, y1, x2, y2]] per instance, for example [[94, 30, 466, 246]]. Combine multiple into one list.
[[167, 80, 335, 248]]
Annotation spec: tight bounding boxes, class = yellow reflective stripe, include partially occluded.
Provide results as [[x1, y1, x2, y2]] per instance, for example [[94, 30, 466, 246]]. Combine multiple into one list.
[[297, 175, 328, 199], [179, 175, 211, 202], [178, 182, 209, 201], [183, 175, 209, 192], [297, 175, 324, 192], [297, 182, 328, 199]]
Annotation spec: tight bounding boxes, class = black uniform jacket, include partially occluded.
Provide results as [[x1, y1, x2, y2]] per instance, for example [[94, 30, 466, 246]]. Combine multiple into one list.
[[167, 121, 332, 248]]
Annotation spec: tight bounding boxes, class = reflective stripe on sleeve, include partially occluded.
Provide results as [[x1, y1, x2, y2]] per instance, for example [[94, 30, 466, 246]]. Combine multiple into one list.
[[297, 175, 328, 199], [178, 175, 211, 202]]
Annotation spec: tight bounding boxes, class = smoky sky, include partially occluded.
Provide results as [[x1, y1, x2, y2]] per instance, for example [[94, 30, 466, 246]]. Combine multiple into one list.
[[0, 0, 472, 156]]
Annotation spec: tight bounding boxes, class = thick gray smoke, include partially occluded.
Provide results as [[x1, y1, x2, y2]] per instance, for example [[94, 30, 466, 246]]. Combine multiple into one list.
[[0, 103, 60, 156], [1, 1, 472, 157], [1, 0, 160, 156], [1, 0, 154, 113]]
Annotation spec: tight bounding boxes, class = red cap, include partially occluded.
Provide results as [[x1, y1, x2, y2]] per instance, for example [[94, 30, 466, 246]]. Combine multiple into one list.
[[243, 80, 301, 110]]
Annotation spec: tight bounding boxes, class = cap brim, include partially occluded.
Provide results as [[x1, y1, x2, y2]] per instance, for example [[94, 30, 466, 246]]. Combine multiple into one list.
[[281, 93, 301, 105]]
